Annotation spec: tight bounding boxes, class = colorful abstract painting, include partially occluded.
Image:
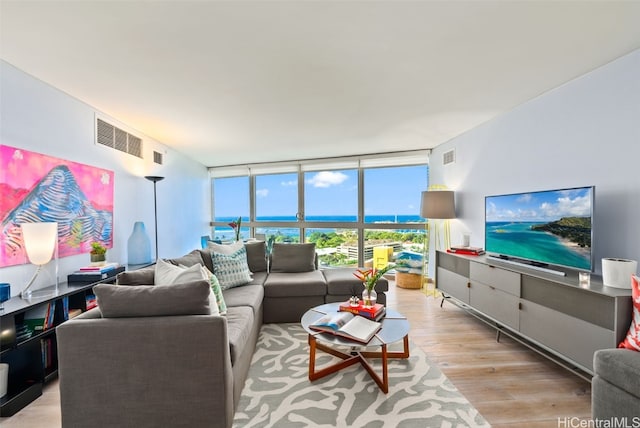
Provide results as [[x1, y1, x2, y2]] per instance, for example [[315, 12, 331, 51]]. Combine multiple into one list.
[[0, 145, 114, 267]]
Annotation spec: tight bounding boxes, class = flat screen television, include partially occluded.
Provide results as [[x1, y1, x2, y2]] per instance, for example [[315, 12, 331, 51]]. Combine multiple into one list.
[[485, 186, 594, 273]]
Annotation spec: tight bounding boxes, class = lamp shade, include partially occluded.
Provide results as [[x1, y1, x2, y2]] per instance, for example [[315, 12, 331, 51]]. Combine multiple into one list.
[[21, 222, 58, 265], [420, 191, 456, 219]]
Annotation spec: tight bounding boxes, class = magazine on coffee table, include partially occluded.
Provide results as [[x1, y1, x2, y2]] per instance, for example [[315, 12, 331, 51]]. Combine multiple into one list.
[[310, 311, 381, 343]]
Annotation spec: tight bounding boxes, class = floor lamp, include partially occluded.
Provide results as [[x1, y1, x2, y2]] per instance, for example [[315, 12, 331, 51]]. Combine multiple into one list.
[[420, 190, 456, 296], [144, 176, 164, 260]]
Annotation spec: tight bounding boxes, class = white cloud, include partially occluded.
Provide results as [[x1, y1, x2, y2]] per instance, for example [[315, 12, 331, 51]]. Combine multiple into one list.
[[256, 189, 269, 198], [281, 180, 297, 187], [306, 171, 349, 188]]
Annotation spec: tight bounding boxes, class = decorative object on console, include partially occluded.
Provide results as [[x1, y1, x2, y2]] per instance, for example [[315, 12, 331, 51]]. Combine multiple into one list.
[[144, 175, 164, 260], [0, 283, 9, 311], [127, 221, 152, 265], [354, 264, 393, 307], [89, 241, 107, 264], [20, 222, 59, 300], [602, 258, 638, 289], [618, 275, 640, 351]]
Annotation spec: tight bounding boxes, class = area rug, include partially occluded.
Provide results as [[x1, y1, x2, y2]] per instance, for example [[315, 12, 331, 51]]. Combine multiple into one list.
[[233, 323, 490, 428]]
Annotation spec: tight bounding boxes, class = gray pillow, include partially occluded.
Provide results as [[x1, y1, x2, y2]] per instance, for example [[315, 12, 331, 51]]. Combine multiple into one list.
[[116, 266, 156, 285], [167, 250, 205, 268], [270, 243, 316, 273], [245, 241, 267, 272], [94, 280, 211, 318]]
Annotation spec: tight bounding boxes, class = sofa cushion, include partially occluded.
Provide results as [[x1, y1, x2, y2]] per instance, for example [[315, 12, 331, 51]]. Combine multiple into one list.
[[323, 267, 389, 296], [264, 271, 327, 297], [116, 265, 155, 285], [270, 243, 316, 273], [208, 241, 253, 289], [619, 275, 640, 351], [154, 259, 220, 315], [167, 250, 205, 268], [247, 271, 268, 286], [594, 348, 640, 397], [94, 281, 212, 318], [222, 284, 264, 316], [245, 240, 267, 273], [225, 306, 255, 366]]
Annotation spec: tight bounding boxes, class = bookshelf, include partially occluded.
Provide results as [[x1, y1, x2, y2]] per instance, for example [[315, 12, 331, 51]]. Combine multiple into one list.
[[0, 266, 137, 417]]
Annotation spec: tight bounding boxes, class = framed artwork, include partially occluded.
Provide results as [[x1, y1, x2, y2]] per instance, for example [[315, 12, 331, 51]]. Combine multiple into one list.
[[0, 145, 114, 267]]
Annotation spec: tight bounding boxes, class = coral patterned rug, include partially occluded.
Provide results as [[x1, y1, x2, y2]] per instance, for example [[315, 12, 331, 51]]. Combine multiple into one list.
[[233, 323, 490, 428]]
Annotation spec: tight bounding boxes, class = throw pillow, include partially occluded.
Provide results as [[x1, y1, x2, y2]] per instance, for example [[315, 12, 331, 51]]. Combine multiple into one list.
[[155, 258, 220, 316], [200, 265, 227, 315], [94, 280, 212, 318], [209, 241, 253, 289], [270, 243, 316, 273], [155, 258, 204, 285], [619, 275, 640, 351], [245, 240, 267, 273]]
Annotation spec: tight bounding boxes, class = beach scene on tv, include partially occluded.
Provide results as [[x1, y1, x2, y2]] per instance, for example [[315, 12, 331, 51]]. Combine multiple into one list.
[[485, 187, 592, 271]]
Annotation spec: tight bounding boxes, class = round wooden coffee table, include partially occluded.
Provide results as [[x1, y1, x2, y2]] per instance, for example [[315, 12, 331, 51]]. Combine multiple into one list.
[[301, 302, 410, 393]]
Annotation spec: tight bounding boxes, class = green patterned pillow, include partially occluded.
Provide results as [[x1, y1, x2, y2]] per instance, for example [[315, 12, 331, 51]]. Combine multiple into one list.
[[200, 266, 227, 315], [210, 242, 252, 289]]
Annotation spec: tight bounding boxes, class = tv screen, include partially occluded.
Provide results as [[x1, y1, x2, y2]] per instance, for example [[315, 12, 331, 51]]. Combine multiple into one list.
[[485, 186, 594, 272]]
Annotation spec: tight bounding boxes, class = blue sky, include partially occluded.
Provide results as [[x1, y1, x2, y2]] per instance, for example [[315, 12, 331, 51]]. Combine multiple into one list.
[[214, 165, 428, 218], [485, 187, 593, 222]]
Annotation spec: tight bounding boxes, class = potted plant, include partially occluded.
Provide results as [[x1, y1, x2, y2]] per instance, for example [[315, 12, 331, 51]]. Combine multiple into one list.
[[90, 242, 107, 264]]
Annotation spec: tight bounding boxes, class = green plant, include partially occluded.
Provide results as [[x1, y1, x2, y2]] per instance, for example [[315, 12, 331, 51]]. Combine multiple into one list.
[[353, 264, 394, 292], [90, 242, 107, 255]]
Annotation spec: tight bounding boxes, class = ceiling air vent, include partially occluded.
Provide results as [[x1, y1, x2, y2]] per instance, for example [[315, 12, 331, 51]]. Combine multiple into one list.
[[153, 151, 163, 165], [96, 118, 143, 158], [443, 149, 455, 165]]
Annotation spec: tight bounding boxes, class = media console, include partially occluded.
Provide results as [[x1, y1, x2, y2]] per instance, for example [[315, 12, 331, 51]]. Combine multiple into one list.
[[436, 250, 632, 378]]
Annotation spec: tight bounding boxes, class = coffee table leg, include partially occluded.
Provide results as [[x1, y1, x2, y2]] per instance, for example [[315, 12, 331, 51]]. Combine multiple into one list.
[[308, 334, 317, 380]]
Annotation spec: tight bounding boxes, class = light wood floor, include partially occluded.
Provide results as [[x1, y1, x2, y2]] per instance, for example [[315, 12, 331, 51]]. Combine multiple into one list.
[[1, 281, 591, 427]]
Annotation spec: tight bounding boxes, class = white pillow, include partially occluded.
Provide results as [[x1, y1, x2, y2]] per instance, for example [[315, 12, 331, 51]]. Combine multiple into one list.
[[154, 259, 220, 316], [207, 240, 244, 255]]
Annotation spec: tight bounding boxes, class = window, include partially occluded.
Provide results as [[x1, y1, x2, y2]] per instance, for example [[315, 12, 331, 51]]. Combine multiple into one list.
[[363, 165, 427, 224], [304, 169, 357, 222], [212, 176, 249, 241], [255, 173, 298, 221], [210, 151, 429, 265]]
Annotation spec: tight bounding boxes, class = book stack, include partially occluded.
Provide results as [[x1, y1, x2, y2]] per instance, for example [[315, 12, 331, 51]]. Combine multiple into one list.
[[23, 303, 56, 333], [67, 263, 125, 285], [338, 302, 386, 321], [85, 294, 97, 310], [447, 246, 486, 256]]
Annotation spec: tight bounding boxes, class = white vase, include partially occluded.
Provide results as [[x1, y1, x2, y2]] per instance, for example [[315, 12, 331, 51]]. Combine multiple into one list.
[[602, 258, 638, 289]]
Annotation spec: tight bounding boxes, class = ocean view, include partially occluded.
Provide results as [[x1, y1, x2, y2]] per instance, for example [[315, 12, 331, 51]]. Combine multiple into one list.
[[486, 221, 591, 270], [213, 214, 424, 242]]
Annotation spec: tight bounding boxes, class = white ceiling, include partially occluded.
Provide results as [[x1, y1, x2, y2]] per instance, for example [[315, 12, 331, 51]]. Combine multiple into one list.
[[2, 1, 640, 167]]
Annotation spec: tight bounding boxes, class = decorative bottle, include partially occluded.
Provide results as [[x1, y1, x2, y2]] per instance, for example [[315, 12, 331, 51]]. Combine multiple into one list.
[[127, 221, 152, 265]]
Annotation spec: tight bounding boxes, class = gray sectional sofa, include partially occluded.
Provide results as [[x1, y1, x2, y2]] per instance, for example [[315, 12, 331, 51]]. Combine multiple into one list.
[[57, 242, 388, 428], [592, 348, 640, 419]]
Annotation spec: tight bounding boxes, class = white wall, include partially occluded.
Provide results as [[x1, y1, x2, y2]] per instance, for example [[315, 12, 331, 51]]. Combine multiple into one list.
[[1, 61, 210, 296], [429, 49, 640, 276]]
